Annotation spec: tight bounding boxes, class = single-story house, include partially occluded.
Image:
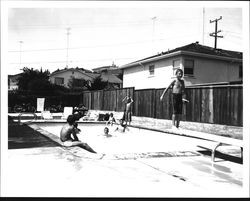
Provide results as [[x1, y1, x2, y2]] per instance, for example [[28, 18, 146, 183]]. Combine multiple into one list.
[[92, 64, 122, 76], [92, 64, 123, 89], [98, 70, 123, 89], [49, 67, 122, 89], [49, 67, 97, 88], [119, 42, 242, 89]]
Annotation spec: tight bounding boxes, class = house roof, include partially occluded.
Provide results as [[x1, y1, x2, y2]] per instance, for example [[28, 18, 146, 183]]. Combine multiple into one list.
[[50, 67, 122, 84], [50, 67, 97, 79], [100, 72, 122, 84], [120, 42, 242, 69], [92, 65, 118, 72]]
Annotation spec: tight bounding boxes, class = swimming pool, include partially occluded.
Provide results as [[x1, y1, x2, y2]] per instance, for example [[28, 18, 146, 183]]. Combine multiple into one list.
[[27, 121, 209, 159]]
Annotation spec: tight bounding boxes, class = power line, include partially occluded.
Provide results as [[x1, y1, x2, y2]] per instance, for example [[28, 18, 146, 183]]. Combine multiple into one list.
[[9, 56, 138, 65], [8, 32, 201, 53], [8, 17, 201, 30]]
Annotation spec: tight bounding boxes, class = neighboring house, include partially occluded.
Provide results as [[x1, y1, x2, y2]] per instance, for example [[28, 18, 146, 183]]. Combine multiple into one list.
[[8, 73, 22, 91], [99, 70, 123, 89], [92, 64, 123, 89], [49, 67, 97, 88], [120, 42, 243, 89], [50, 67, 122, 89], [92, 64, 123, 77]]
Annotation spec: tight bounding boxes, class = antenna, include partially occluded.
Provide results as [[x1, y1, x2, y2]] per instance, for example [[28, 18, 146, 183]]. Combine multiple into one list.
[[19, 41, 23, 69], [66, 27, 71, 68], [202, 8, 205, 44], [151, 16, 157, 54]]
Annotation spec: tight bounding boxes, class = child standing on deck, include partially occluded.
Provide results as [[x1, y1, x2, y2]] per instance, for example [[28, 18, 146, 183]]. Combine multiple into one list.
[[160, 69, 186, 130], [122, 95, 133, 125]]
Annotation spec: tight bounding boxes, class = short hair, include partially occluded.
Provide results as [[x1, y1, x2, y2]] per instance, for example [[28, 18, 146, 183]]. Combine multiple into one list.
[[104, 127, 109, 132], [73, 112, 82, 121], [67, 115, 76, 125], [175, 68, 183, 75]]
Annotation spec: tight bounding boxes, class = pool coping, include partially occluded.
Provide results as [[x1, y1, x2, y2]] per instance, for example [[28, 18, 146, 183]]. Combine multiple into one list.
[[27, 122, 105, 159], [25, 120, 243, 146], [27, 121, 204, 160]]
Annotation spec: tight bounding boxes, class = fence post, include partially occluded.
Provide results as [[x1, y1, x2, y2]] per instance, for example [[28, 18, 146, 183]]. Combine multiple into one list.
[[209, 87, 214, 123]]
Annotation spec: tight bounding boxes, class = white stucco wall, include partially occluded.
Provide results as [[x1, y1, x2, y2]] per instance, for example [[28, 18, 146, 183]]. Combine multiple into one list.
[[184, 56, 242, 86], [123, 55, 242, 89], [123, 56, 182, 90]]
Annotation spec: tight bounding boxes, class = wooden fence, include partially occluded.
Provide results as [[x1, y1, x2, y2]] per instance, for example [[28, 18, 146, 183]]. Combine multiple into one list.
[[81, 85, 243, 126], [82, 87, 134, 112]]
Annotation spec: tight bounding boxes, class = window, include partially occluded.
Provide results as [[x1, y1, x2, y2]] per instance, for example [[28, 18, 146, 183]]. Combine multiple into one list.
[[184, 59, 194, 76], [149, 65, 155, 76], [239, 65, 243, 78], [55, 77, 64, 85], [173, 59, 181, 76]]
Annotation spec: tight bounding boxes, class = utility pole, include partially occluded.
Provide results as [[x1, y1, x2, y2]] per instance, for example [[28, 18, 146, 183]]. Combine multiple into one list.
[[19, 41, 23, 69], [66, 27, 71, 68], [209, 16, 223, 49]]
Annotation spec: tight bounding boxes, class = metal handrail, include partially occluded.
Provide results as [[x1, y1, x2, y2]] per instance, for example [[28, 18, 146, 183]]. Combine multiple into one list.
[[18, 112, 37, 125]]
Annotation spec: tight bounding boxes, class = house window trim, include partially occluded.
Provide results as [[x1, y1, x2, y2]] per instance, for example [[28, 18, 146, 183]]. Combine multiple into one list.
[[54, 77, 64, 85], [148, 64, 155, 77], [184, 59, 194, 77], [172, 59, 181, 76]]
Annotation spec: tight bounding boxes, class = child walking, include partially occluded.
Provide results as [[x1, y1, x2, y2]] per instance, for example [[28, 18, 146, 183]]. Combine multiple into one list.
[[160, 69, 186, 129]]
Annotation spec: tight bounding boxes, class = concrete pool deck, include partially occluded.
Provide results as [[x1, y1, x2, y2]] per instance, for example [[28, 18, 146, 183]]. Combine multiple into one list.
[[3, 118, 247, 197]]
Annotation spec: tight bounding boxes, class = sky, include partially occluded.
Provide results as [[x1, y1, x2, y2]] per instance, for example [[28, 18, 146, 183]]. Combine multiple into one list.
[[2, 1, 248, 75]]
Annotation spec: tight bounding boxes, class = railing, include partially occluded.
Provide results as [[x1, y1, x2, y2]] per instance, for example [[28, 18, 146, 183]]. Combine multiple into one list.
[[18, 112, 38, 125]]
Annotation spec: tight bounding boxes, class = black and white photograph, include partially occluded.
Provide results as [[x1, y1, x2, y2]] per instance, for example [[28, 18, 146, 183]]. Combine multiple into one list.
[[1, 0, 249, 198]]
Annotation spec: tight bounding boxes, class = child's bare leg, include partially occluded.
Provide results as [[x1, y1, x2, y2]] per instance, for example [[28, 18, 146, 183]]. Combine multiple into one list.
[[176, 114, 181, 128], [176, 115, 180, 128], [81, 143, 97, 153], [172, 114, 176, 127], [74, 142, 96, 153]]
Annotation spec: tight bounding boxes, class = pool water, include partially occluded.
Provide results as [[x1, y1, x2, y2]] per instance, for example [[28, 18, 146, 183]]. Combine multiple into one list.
[[34, 122, 206, 156]]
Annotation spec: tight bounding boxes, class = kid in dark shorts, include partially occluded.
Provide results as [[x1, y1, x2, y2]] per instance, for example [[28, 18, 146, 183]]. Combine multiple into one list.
[[160, 69, 186, 129]]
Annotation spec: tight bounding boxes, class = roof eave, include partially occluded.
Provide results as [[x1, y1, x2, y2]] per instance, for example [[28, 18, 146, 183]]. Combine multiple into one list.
[[181, 51, 242, 62], [120, 50, 242, 69], [119, 51, 181, 69]]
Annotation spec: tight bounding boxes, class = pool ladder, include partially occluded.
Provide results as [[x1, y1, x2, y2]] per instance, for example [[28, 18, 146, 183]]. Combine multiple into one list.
[[18, 112, 38, 125]]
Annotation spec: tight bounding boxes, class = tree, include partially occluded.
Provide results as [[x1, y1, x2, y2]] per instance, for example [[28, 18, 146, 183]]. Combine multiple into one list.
[[67, 76, 89, 92], [88, 75, 108, 90], [17, 67, 50, 90], [17, 67, 69, 95]]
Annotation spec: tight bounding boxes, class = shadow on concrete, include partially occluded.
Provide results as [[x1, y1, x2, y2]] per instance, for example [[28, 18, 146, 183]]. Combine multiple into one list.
[[198, 150, 243, 164], [8, 118, 60, 149]]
